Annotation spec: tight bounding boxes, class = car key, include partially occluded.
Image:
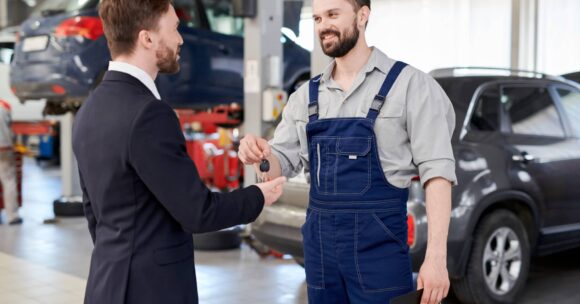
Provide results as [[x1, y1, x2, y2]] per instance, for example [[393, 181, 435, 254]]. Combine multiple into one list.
[[259, 159, 270, 182]]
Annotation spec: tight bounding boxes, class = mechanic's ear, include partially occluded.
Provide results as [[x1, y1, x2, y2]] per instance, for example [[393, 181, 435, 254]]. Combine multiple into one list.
[[358, 6, 370, 29]]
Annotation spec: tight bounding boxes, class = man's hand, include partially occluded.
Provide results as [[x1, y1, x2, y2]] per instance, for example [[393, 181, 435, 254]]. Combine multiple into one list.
[[417, 256, 450, 304], [255, 176, 286, 206], [239, 134, 271, 165]]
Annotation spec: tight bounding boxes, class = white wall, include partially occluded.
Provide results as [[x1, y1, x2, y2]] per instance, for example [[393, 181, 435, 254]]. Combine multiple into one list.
[[537, 0, 580, 75], [366, 0, 511, 73]]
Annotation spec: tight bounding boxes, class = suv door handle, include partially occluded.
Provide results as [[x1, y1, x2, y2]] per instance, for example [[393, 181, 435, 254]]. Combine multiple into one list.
[[512, 152, 535, 163], [218, 44, 230, 55]]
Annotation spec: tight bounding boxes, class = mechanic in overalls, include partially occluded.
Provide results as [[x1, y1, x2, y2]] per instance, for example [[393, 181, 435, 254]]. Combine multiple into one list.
[[239, 0, 456, 303]]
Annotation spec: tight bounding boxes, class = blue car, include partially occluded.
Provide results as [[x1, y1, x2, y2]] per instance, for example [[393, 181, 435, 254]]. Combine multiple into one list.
[[11, 0, 311, 113]]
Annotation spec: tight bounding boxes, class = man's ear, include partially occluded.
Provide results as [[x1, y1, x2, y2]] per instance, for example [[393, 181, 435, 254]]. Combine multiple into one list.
[[137, 30, 154, 50], [358, 6, 370, 29]]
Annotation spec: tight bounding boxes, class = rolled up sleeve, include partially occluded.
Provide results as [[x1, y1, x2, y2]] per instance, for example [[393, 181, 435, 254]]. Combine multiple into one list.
[[269, 91, 305, 178], [406, 73, 458, 187]]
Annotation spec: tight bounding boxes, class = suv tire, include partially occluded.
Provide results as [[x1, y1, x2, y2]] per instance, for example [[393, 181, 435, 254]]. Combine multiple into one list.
[[453, 210, 530, 304]]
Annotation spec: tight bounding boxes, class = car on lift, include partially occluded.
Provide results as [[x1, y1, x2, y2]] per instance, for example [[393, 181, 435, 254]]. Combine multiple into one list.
[[0, 27, 45, 122], [10, 0, 310, 114], [251, 68, 580, 304], [1, 26, 57, 162]]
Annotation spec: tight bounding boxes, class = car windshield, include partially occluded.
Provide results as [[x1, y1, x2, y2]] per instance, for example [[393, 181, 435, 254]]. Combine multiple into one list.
[[201, 0, 244, 37], [31, 0, 99, 16]]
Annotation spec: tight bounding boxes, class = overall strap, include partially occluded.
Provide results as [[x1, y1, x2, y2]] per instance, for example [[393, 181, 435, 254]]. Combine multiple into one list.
[[366, 61, 408, 120], [308, 75, 322, 123]]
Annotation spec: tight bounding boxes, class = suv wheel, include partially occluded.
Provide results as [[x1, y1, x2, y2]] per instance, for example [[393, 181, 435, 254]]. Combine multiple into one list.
[[453, 210, 530, 304]]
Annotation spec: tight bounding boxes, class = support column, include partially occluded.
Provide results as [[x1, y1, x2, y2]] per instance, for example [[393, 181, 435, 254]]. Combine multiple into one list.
[[511, 0, 539, 71], [53, 112, 83, 216], [304, 0, 332, 75], [243, 0, 284, 187]]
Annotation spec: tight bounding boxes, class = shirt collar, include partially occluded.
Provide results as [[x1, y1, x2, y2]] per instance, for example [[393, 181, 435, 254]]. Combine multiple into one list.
[[319, 47, 392, 87], [365, 47, 391, 75], [108, 61, 161, 100]]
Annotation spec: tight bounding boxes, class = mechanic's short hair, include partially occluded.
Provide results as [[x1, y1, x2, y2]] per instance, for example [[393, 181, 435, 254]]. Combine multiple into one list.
[[348, 0, 370, 28], [99, 0, 173, 58], [348, 0, 371, 11]]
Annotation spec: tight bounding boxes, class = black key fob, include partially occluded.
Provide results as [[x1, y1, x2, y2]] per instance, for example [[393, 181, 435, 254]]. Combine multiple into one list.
[[259, 159, 270, 172]]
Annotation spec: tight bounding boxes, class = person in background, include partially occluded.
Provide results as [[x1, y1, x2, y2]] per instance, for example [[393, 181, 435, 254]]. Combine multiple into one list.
[[0, 99, 21, 225]]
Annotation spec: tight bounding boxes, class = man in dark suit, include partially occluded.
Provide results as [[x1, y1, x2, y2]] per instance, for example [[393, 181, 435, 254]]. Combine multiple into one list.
[[72, 1, 286, 303]]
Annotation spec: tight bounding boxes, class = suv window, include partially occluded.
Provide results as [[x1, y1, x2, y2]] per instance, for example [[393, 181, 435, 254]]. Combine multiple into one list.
[[202, 0, 243, 36], [502, 86, 565, 137], [175, 0, 202, 29], [470, 87, 500, 131], [0, 42, 14, 64], [557, 88, 580, 137]]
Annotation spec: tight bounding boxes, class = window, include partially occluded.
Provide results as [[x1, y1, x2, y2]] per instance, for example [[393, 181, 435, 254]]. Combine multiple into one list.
[[0, 43, 14, 65], [557, 88, 580, 137], [174, 0, 202, 29], [503, 86, 565, 137], [470, 88, 501, 132], [202, 0, 243, 36]]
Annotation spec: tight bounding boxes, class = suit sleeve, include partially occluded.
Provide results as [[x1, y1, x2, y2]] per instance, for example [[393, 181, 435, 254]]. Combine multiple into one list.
[[129, 101, 264, 234], [79, 171, 96, 244]]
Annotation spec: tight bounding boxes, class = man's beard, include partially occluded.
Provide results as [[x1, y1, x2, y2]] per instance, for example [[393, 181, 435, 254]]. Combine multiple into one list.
[[319, 18, 360, 58], [156, 41, 180, 74]]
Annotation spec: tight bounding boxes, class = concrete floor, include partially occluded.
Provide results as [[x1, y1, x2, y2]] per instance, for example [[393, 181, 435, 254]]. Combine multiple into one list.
[[1, 158, 580, 303]]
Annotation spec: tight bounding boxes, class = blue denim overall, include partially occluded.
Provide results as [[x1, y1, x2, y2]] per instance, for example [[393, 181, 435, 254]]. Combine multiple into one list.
[[302, 62, 413, 303]]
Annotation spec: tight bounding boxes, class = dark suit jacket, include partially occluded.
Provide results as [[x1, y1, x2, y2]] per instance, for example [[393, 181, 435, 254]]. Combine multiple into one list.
[[73, 71, 264, 304]]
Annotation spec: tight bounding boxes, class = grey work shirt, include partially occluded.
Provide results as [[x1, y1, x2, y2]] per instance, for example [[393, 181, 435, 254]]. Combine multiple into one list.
[[270, 47, 457, 188]]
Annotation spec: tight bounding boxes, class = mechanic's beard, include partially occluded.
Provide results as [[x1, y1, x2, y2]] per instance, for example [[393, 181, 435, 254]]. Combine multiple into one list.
[[320, 18, 360, 58], [157, 42, 180, 74]]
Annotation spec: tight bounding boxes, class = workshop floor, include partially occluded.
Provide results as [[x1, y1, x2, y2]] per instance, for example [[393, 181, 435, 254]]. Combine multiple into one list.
[[0, 158, 579, 303]]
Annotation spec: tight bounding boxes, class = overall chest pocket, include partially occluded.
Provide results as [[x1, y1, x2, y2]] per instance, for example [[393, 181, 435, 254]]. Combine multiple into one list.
[[311, 136, 372, 195], [334, 137, 372, 195]]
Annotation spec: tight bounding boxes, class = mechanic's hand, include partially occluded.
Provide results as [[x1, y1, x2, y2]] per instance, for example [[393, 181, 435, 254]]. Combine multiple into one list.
[[239, 134, 271, 165], [255, 176, 286, 206], [417, 257, 450, 304]]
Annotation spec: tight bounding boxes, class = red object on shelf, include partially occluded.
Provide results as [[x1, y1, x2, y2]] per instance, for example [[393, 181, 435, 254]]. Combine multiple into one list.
[[176, 105, 243, 192], [11, 121, 54, 136], [185, 139, 219, 181], [0, 153, 23, 209], [211, 150, 242, 190], [184, 138, 242, 192], [175, 104, 242, 134]]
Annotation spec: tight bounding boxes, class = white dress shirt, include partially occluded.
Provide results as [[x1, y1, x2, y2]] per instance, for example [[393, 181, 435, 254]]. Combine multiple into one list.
[[108, 61, 161, 100]]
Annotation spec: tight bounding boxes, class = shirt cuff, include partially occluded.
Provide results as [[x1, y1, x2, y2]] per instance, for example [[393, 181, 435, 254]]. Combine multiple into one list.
[[270, 147, 294, 178], [417, 158, 457, 187]]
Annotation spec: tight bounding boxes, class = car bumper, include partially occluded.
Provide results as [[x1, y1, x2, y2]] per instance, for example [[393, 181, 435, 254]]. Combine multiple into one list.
[[251, 204, 306, 258], [10, 61, 93, 101], [408, 199, 472, 279]]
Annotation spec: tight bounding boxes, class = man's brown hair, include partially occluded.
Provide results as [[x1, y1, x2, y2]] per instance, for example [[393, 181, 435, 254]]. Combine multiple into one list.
[[99, 0, 173, 58], [348, 0, 370, 11], [345, 0, 370, 28]]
